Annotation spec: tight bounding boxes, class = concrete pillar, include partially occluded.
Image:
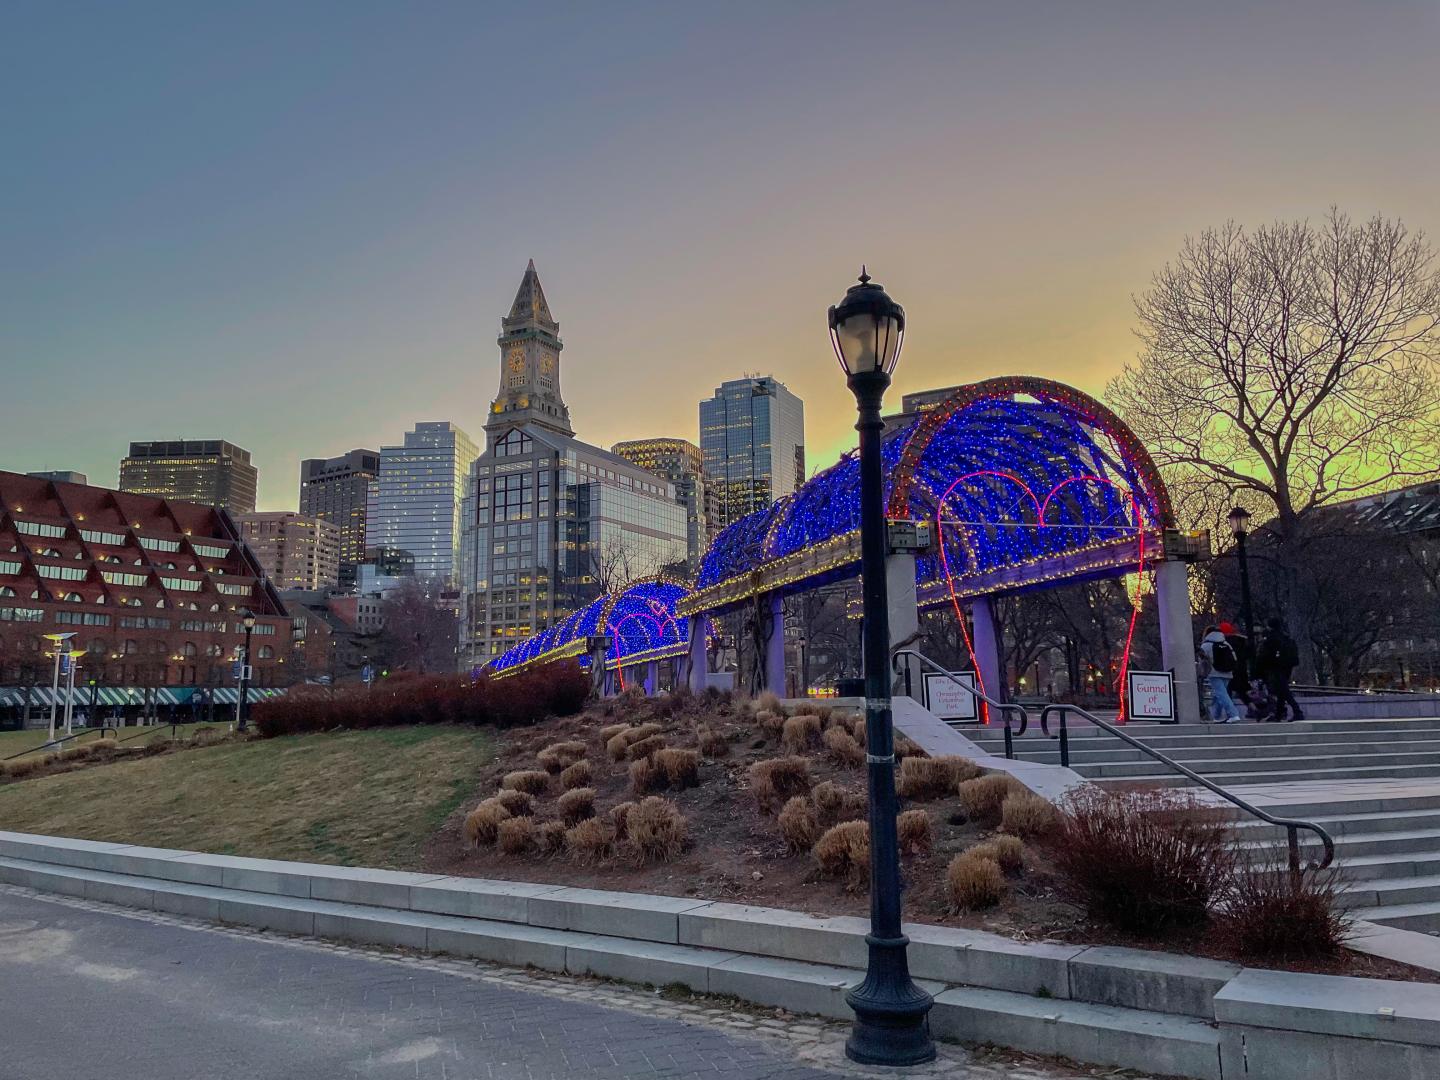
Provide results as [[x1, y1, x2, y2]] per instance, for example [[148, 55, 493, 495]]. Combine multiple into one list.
[[886, 553, 921, 700], [686, 615, 708, 693], [970, 596, 1006, 706], [646, 660, 659, 696], [588, 640, 609, 697], [763, 591, 786, 699], [1155, 559, 1201, 724]]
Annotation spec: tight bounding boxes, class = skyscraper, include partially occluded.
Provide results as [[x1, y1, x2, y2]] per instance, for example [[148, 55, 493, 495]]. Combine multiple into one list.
[[611, 437, 715, 568], [299, 449, 380, 590], [119, 439, 258, 514], [699, 377, 805, 528], [460, 263, 688, 663], [235, 511, 341, 591], [371, 422, 478, 586]]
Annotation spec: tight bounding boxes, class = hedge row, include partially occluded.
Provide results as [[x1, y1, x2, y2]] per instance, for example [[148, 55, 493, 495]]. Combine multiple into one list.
[[252, 661, 591, 737]]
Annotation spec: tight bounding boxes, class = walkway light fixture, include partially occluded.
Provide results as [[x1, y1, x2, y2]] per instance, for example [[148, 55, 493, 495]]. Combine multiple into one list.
[[237, 609, 257, 732], [1227, 506, 1256, 645], [828, 269, 935, 1066], [42, 631, 77, 742]]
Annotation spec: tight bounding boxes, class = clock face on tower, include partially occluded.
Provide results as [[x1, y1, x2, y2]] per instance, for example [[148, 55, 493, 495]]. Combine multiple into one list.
[[540, 353, 555, 376], [506, 346, 526, 387]]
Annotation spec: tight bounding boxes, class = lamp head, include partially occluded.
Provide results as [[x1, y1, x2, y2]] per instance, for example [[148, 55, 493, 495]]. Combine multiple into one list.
[[828, 268, 905, 377], [1227, 506, 1252, 538]]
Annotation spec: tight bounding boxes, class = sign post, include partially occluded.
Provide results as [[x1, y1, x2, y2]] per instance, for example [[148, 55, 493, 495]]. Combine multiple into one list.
[[1126, 671, 1176, 723]]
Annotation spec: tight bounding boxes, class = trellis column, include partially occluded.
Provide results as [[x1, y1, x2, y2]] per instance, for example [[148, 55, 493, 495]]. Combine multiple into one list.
[[763, 590, 786, 699], [886, 553, 922, 700], [1156, 559, 1201, 724], [686, 615, 708, 693], [646, 660, 659, 695], [970, 596, 1006, 705]]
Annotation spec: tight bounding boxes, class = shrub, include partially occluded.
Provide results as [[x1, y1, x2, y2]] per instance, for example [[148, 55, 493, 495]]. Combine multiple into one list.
[[810, 704, 833, 724], [492, 789, 535, 815], [696, 724, 729, 757], [2, 754, 55, 779], [598, 722, 629, 743], [1225, 859, 1352, 961], [822, 726, 865, 768], [756, 690, 783, 714], [626, 796, 688, 864], [610, 800, 637, 839], [629, 756, 660, 796], [462, 800, 511, 846], [1001, 793, 1059, 838], [781, 714, 822, 753], [851, 716, 866, 743], [946, 853, 1006, 911], [750, 756, 812, 812], [565, 817, 614, 864], [756, 709, 786, 736], [501, 770, 550, 796], [897, 809, 933, 856], [537, 820, 568, 856], [629, 722, 665, 741], [895, 734, 922, 759], [1050, 787, 1234, 936], [537, 740, 587, 773], [496, 816, 535, 855], [968, 835, 1025, 873], [559, 759, 592, 791], [606, 731, 632, 761], [252, 659, 590, 737], [778, 796, 819, 853], [957, 774, 1022, 825], [627, 734, 667, 761], [654, 748, 700, 789], [812, 780, 866, 826], [813, 821, 870, 890], [898, 755, 981, 800], [557, 787, 597, 825]]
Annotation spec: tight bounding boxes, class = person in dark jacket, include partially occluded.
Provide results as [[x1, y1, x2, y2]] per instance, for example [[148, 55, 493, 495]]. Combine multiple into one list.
[[1257, 617, 1305, 723], [1218, 621, 1255, 719]]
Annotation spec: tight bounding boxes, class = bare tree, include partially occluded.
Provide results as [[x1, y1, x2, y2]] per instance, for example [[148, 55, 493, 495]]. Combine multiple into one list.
[[1108, 209, 1440, 538], [378, 577, 459, 674]]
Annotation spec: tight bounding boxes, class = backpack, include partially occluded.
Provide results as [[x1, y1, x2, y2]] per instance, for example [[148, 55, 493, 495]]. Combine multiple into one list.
[[1209, 639, 1237, 674]]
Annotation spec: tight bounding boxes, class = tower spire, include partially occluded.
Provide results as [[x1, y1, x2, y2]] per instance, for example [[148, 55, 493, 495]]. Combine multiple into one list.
[[506, 259, 555, 329]]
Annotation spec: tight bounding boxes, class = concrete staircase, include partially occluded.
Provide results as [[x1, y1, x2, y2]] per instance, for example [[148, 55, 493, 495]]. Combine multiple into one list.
[[963, 716, 1440, 933]]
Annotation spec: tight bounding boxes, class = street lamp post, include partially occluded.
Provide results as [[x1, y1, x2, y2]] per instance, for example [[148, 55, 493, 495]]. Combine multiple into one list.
[[63, 649, 83, 735], [237, 609, 257, 732], [829, 269, 935, 1066], [41, 632, 76, 742], [1228, 506, 1256, 645]]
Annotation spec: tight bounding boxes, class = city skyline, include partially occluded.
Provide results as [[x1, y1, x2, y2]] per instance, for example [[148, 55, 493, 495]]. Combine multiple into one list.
[[4, 3, 1437, 510]]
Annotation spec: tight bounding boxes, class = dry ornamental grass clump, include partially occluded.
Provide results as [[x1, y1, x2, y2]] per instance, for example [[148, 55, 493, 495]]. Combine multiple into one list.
[[626, 734, 667, 761], [610, 800, 638, 839], [565, 817, 614, 864], [811, 780, 866, 826], [898, 756, 970, 800], [897, 809, 933, 856], [756, 710, 786, 737], [605, 732, 632, 761], [749, 756, 813, 812], [813, 821, 870, 891], [496, 816, 535, 855], [947, 852, 1006, 911], [1000, 792, 1059, 838], [653, 747, 699, 789], [537, 820, 568, 855], [557, 786, 597, 825], [597, 722, 629, 743], [492, 789, 535, 815], [629, 756, 660, 796], [755, 690, 783, 714], [968, 835, 1025, 873], [778, 796, 819, 853], [696, 724, 729, 757], [559, 759, 592, 791], [957, 774, 1022, 824], [626, 796, 689, 864], [501, 770, 550, 796], [780, 714, 822, 753], [2, 754, 57, 779], [895, 735, 922, 760], [1225, 858, 1352, 961], [462, 799, 511, 847], [537, 740, 587, 774], [822, 726, 865, 768]]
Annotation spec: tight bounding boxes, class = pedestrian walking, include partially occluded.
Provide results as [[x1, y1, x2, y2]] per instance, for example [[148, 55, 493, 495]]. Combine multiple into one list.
[[1200, 625, 1243, 724], [1218, 620, 1257, 719], [1257, 617, 1305, 723]]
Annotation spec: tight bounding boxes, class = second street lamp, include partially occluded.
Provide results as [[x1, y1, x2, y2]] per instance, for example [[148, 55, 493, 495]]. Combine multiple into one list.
[[1227, 506, 1256, 646], [828, 269, 935, 1066], [237, 609, 257, 732]]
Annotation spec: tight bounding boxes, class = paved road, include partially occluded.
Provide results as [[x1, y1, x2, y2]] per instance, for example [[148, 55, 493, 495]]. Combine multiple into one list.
[[0, 887, 1144, 1080]]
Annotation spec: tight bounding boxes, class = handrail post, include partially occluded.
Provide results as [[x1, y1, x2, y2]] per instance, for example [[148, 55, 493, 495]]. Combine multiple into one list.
[[1003, 713, 1014, 759], [1058, 708, 1070, 768], [1287, 826, 1301, 889]]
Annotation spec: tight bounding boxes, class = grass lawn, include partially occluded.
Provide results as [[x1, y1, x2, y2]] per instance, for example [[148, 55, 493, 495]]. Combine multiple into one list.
[[0, 725, 493, 869]]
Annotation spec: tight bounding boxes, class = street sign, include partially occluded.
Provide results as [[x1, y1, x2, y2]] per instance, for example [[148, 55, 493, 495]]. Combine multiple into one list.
[[923, 670, 978, 722], [1127, 670, 1176, 722], [231, 660, 242, 681], [59, 653, 71, 676]]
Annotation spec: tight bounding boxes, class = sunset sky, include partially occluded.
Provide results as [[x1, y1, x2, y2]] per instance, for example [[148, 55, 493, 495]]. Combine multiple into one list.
[[4, 1, 1438, 509]]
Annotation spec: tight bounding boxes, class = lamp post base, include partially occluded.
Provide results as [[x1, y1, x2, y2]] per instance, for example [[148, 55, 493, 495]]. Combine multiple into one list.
[[844, 933, 936, 1066]]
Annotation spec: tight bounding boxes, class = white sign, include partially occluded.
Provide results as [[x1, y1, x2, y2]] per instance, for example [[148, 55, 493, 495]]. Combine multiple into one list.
[[923, 671, 978, 722], [1127, 670, 1175, 721]]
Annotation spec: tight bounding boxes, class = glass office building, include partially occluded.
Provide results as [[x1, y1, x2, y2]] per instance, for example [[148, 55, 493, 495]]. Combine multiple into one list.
[[699, 377, 805, 529], [371, 422, 478, 587]]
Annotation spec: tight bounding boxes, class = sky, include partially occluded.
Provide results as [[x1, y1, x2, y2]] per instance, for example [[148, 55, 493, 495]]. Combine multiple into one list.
[[3, 1, 1438, 510]]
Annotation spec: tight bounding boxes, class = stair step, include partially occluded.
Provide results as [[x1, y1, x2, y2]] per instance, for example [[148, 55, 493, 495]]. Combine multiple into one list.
[[1000, 739, 1440, 767], [1091, 763, 1440, 788], [1360, 900, 1440, 933], [1312, 850, 1440, 881], [1230, 807, 1440, 839], [1338, 874, 1440, 910]]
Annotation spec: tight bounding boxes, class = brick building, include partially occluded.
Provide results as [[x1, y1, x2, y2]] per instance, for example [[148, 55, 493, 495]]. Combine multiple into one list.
[[235, 511, 341, 591], [0, 470, 291, 699]]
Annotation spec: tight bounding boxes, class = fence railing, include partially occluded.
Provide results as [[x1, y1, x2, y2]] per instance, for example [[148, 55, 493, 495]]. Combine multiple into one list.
[[891, 649, 1029, 759], [1, 726, 120, 763], [1039, 702, 1335, 878]]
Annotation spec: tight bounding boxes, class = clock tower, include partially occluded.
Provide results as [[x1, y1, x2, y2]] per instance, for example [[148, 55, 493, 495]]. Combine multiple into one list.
[[486, 259, 574, 440]]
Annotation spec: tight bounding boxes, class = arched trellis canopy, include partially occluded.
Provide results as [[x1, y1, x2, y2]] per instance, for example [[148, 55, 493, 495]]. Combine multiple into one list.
[[488, 579, 700, 678], [680, 377, 1174, 618]]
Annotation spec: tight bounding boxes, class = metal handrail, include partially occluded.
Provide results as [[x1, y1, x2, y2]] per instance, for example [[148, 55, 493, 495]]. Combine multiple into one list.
[[1, 726, 120, 762], [891, 649, 1029, 759], [1039, 702, 1335, 878]]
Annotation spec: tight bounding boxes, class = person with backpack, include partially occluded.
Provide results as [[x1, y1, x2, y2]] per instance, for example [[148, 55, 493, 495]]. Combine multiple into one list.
[[1258, 617, 1305, 723], [1200, 625, 1243, 724], [1218, 620, 1256, 719]]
